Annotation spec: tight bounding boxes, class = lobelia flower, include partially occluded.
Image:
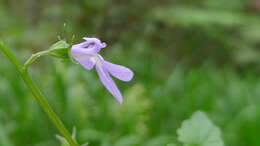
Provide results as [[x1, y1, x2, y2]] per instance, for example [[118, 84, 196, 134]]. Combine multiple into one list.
[[70, 37, 134, 104]]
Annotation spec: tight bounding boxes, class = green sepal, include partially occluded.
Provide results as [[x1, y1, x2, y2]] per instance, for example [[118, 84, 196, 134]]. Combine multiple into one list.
[[49, 40, 70, 59]]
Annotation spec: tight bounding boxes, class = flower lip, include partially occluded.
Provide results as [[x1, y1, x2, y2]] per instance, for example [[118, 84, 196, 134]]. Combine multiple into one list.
[[83, 37, 107, 50], [70, 37, 107, 56]]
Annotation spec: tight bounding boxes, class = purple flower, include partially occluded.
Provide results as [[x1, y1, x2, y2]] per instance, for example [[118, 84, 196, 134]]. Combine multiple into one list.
[[70, 37, 134, 104]]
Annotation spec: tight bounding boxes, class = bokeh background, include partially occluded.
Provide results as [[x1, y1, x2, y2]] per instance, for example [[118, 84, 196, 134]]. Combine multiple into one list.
[[1, 0, 260, 145]]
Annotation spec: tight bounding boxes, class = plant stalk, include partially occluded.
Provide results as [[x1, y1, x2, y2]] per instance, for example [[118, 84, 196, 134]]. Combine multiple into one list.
[[0, 39, 78, 146]]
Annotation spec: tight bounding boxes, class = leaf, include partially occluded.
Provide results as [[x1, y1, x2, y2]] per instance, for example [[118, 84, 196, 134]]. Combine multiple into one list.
[[177, 111, 224, 146]]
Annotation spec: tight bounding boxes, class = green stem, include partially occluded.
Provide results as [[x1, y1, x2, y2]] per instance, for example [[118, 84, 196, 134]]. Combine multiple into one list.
[[24, 50, 50, 71], [0, 39, 78, 146]]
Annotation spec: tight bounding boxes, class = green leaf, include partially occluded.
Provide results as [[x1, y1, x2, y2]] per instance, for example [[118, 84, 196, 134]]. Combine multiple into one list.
[[177, 111, 224, 146]]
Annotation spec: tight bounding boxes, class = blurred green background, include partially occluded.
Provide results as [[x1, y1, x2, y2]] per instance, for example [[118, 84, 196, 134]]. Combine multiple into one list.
[[1, 0, 260, 145]]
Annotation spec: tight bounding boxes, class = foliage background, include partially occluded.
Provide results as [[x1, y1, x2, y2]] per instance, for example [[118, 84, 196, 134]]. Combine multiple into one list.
[[1, 0, 260, 145]]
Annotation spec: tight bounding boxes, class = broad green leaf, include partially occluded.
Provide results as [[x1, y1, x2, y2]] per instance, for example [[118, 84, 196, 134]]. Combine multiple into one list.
[[177, 111, 224, 146]]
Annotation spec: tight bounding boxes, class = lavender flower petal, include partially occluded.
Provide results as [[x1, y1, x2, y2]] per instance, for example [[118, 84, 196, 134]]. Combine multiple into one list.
[[70, 46, 97, 56], [74, 56, 95, 70], [83, 37, 106, 48], [83, 37, 107, 52], [73, 41, 90, 48], [71, 37, 106, 55], [103, 61, 134, 82], [96, 64, 123, 104]]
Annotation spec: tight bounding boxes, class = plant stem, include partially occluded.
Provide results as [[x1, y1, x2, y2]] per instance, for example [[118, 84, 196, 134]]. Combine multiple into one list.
[[24, 50, 50, 71], [0, 39, 78, 146]]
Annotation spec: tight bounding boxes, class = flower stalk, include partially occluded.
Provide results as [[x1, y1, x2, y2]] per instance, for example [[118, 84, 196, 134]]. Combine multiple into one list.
[[24, 50, 50, 71], [0, 39, 78, 146]]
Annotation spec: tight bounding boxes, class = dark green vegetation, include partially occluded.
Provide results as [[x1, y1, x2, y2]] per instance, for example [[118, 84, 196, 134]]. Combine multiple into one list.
[[1, 0, 260, 145]]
